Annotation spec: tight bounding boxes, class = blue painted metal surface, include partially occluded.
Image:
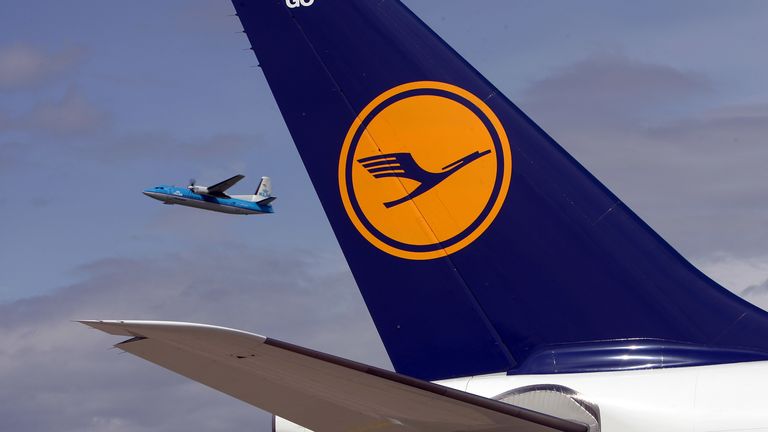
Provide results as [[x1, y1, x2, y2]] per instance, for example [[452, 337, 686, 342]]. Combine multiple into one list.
[[144, 186, 274, 214], [514, 339, 768, 375], [231, 0, 768, 380]]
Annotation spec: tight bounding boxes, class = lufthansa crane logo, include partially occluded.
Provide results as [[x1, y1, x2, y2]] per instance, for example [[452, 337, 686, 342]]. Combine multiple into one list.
[[339, 82, 512, 260]]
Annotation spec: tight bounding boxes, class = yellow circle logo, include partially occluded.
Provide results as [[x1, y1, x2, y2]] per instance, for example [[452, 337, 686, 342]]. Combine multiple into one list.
[[339, 82, 512, 260]]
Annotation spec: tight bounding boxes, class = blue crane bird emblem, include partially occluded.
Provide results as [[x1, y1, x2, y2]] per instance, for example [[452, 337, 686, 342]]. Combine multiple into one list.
[[358, 149, 492, 208]]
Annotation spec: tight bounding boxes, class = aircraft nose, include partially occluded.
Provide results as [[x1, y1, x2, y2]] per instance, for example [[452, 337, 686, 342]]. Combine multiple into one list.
[[143, 189, 162, 200]]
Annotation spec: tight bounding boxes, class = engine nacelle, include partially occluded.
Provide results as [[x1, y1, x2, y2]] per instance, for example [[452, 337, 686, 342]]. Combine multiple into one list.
[[189, 185, 209, 195], [271, 385, 600, 432], [495, 384, 600, 432]]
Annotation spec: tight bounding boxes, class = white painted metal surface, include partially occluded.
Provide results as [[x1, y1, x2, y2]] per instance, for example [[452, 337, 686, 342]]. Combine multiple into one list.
[[83, 320, 768, 432], [436, 362, 768, 432], [82, 320, 578, 432], [277, 363, 768, 432]]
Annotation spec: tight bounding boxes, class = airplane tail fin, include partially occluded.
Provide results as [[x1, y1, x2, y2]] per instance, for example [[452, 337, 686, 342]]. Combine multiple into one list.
[[253, 177, 276, 205], [233, 0, 768, 380]]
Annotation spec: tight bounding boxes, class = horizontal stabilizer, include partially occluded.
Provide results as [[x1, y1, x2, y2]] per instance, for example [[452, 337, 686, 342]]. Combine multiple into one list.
[[257, 196, 277, 206], [80, 320, 585, 432]]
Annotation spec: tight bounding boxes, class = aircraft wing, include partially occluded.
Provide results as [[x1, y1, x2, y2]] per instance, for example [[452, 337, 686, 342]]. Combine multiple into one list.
[[81, 320, 585, 432], [207, 174, 245, 194]]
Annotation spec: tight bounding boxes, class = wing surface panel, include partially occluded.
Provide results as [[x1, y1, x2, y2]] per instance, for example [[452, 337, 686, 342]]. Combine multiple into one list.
[[208, 174, 245, 194], [81, 320, 584, 432]]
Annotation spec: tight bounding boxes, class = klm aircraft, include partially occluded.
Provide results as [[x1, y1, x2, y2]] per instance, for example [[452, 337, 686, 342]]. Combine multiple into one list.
[[85, 1, 768, 432], [143, 175, 275, 215]]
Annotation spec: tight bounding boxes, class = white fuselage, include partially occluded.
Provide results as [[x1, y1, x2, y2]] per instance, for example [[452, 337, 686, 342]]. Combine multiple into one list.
[[434, 361, 768, 432]]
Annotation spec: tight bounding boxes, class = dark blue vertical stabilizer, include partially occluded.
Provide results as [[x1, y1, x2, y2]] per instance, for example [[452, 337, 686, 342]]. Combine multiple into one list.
[[232, 0, 768, 380]]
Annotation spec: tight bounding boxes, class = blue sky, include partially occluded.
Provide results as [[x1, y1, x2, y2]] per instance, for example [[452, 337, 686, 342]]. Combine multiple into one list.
[[2, 1, 768, 301], [1, 1, 767, 431]]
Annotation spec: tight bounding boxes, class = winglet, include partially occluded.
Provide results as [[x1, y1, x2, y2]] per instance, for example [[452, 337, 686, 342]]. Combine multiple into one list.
[[78, 320, 268, 343], [79, 320, 139, 336]]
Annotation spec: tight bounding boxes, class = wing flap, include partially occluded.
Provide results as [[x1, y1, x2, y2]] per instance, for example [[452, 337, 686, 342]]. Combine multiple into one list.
[[81, 320, 585, 432]]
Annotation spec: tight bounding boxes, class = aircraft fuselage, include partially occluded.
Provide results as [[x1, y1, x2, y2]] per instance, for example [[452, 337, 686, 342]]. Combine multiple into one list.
[[143, 186, 273, 215], [434, 361, 768, 432]]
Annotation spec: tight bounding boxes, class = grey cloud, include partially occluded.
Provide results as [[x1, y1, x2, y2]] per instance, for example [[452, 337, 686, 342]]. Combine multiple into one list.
[[638, 104, 768, 211], [0, 129, 261, 182], [575, 106, 767, 258], [2, 248, 766, 432], [742, 279, 768, 300], [0, 44, 85, 91], [696, 255, 768, 312], [108, 132, 263, 162], [0, 248, 388, 432], [0, 86, 110, 136], [0, 89, 260, 169], [520, 53, 710, 127], [513, 54, 767, 259], [647, 103, 768, 148]]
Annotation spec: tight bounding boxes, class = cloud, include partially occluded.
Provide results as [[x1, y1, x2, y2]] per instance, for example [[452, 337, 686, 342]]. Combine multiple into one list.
[[0, 44, 84, 91], [514, 54, 768, 259], [100, 132, 262, 163], [520, 53, 710, 127], [0, 248, 388, 432], [0, 86, 110, 136], [648, 103, 768, 150], [626, 105, 768, 257], [742, 280, 768, 301], [3, 248, 768, 432], [640, 103, 768, 206], [696, 255, 768, 311], [24, 87, 109, 134]]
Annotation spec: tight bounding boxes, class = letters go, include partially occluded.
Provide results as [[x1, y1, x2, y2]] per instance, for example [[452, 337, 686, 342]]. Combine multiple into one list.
[[286, 0, 315, 8]]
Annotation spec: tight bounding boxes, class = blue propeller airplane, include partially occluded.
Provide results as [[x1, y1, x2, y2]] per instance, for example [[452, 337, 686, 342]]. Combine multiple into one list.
[[143, 175, 275, 215]]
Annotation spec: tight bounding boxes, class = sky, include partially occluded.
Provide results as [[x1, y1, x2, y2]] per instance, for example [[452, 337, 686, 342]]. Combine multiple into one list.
[[1, 1, 767, 431]]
